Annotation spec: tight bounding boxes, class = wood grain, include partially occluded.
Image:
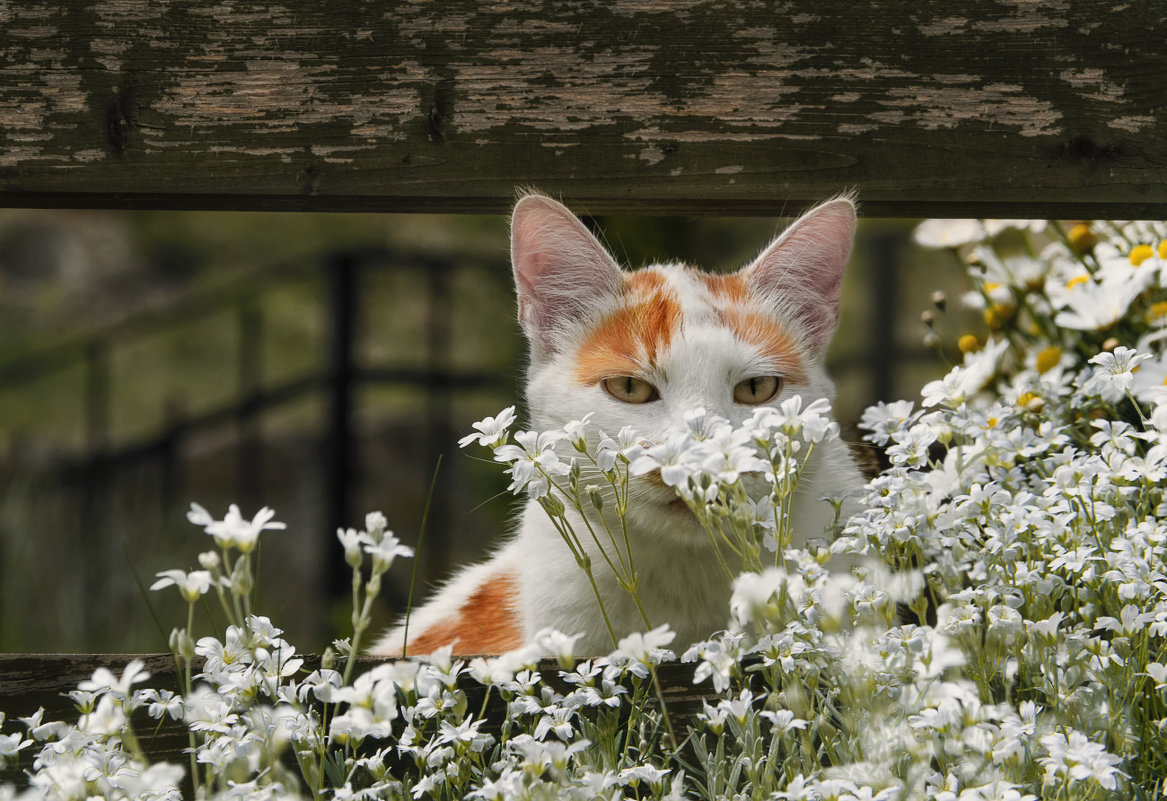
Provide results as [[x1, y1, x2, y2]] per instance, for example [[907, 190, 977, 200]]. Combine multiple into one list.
[[2, 1, 1165, 216]]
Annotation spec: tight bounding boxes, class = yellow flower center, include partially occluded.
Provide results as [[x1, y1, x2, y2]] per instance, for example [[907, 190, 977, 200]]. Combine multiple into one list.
[[983, 303, 1014, 330], [1159, 241, 1167, 260], [1149, 301, 1167, 322], [1066, 275, 1090, 290], [1035, 346, 1062, 373], [958, 334, 981, 354], [983, 282, 1002, 292], [1130, 244, 1155, 266], [1067, 224, 1097, 252], [1017, 392, 1043, 410]]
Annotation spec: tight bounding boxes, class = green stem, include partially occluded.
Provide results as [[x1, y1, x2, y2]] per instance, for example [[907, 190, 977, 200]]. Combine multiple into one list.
[[402, 455, 442, 659]]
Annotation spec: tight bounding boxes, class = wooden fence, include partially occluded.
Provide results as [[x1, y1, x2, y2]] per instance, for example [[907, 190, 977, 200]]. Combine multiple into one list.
[[2, 1, 1165, 218], [1, 0, 1163, 783]]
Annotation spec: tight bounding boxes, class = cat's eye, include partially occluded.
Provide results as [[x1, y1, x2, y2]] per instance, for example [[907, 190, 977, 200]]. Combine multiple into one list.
[[733, 375, 782, 405], [602, 376, 660, 404]]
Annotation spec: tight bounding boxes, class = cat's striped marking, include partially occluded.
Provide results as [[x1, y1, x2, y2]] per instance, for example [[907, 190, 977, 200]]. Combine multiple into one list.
[[574, 271, 682, 385], [406, 572, 522, 655]]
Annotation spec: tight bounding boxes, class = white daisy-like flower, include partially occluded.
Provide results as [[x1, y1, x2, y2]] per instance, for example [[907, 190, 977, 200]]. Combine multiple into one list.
[[1054, 273, 1152, 331], [150, 569, 214, 602], [1081, 346, 1152, 402], [458, 405, 517, 449], [913, 218, 985, 249]]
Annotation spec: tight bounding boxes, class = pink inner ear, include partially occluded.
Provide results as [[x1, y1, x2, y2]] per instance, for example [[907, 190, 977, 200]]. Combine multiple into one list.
[[510, 195, 623, 354], [746, 198, 856, 355]]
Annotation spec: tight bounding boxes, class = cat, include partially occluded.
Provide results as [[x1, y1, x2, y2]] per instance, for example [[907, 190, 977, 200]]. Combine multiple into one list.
[[371, 193, 866, 657]]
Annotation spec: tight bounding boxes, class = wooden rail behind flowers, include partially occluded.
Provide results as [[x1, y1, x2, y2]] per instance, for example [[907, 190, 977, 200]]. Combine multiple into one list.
[[0, 653, 712, 787], [2, 0, 1166, 219]]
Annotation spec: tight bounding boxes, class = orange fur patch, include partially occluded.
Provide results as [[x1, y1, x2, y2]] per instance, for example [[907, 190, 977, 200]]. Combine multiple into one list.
[[700, 272, 748, 303], [574, 276, 682, 385], [626, 267, 669, 294], [407, 573, 522, 655], [723, 310, 807, 384]]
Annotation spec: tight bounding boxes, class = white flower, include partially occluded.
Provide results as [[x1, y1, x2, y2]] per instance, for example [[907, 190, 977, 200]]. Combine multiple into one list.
[[1131, 353, 1167, 405], [78, 659, 150, 701], [913, 219, 986, 249], [1038, 730, 1124, 790], [337, 527, 364, 567], [150, 569, 213, 602], [458, 406, 517, 448], [612, 625, 676, 669], [1055, 274, 1151, 331], [188, 502, 286, 553], [1146, 662, 1167, 689], [773, 774, 819, 801], [761, 708, 809, 734], [362, 528, 414, 571], [493, 429, 569, 498], [1081, 346, 1152, 402], [629, 432, 696, 487], [561, 412, 595, 448], [0, 733, 31, 768], [860, 400, 916, 445], [619, 764, 670, 788]]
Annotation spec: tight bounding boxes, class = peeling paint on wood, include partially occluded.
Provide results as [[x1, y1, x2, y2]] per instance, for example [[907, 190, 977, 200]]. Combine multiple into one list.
[[0, 0, 1165, 216]]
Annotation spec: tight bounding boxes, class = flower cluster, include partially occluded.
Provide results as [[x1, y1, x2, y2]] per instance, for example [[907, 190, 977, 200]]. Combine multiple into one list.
[[4, 218, 1167, 799]]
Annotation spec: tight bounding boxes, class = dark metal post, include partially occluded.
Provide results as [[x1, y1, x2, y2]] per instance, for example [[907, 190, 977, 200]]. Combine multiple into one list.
[[422, 258, 451, 580], [237, 301, 262, 509], [82, 340, 110, 648], [325, 253, 358, 599]]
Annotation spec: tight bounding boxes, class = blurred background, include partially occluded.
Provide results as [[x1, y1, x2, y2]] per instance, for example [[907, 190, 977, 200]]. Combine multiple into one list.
[[0, 209, 974, 653]]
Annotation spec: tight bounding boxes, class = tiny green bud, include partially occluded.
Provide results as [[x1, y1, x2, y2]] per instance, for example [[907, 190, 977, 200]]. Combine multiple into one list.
[[170, 628, 195, 660], [539, 493, 566, 518], [230, 557, 253, 597], [585, 484, 604, 511]]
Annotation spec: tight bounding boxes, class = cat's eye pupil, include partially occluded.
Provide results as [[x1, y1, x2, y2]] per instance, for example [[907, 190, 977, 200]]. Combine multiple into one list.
[[733, 375, 781, 405], [601, 376, 659, 404]]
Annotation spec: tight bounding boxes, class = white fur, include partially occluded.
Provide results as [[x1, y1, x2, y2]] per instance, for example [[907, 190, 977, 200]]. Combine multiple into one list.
[[372, 195, 866, 657]]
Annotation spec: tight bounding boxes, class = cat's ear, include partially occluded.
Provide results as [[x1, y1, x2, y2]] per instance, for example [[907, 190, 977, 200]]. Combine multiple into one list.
[[511, 194, 624, 357], [744, 197, 856, 358]]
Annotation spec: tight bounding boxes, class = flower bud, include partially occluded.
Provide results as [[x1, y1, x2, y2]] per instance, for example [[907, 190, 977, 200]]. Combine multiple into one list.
[[539, 493, 566, 518], [170, 628, 195, 660], [585, 485, 604, 512], [1067, 223, 1097, 252], [230, 557, 253, 597]]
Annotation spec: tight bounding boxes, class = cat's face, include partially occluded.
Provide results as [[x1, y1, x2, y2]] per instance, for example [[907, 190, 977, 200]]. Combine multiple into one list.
[[510, 194, 855, 525]]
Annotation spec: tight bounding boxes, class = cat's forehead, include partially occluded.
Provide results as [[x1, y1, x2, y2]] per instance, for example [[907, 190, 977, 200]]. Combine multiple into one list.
[[573, 262, 807, 386], [627, 263, 744, 313]]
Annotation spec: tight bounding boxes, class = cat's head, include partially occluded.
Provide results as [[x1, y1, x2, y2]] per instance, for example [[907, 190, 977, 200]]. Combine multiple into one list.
[[510, 192, 856, 448]]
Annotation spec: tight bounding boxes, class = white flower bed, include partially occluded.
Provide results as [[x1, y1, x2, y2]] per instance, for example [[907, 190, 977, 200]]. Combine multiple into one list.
[[2, 219, 1166, 799]]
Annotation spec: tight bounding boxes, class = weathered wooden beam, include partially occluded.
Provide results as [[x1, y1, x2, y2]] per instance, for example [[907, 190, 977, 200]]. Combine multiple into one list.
[[1, 1, 1165, 217]]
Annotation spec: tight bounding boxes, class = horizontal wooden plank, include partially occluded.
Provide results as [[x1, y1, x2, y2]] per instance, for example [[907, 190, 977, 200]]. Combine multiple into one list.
[[1, 1, 1166, 217]]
